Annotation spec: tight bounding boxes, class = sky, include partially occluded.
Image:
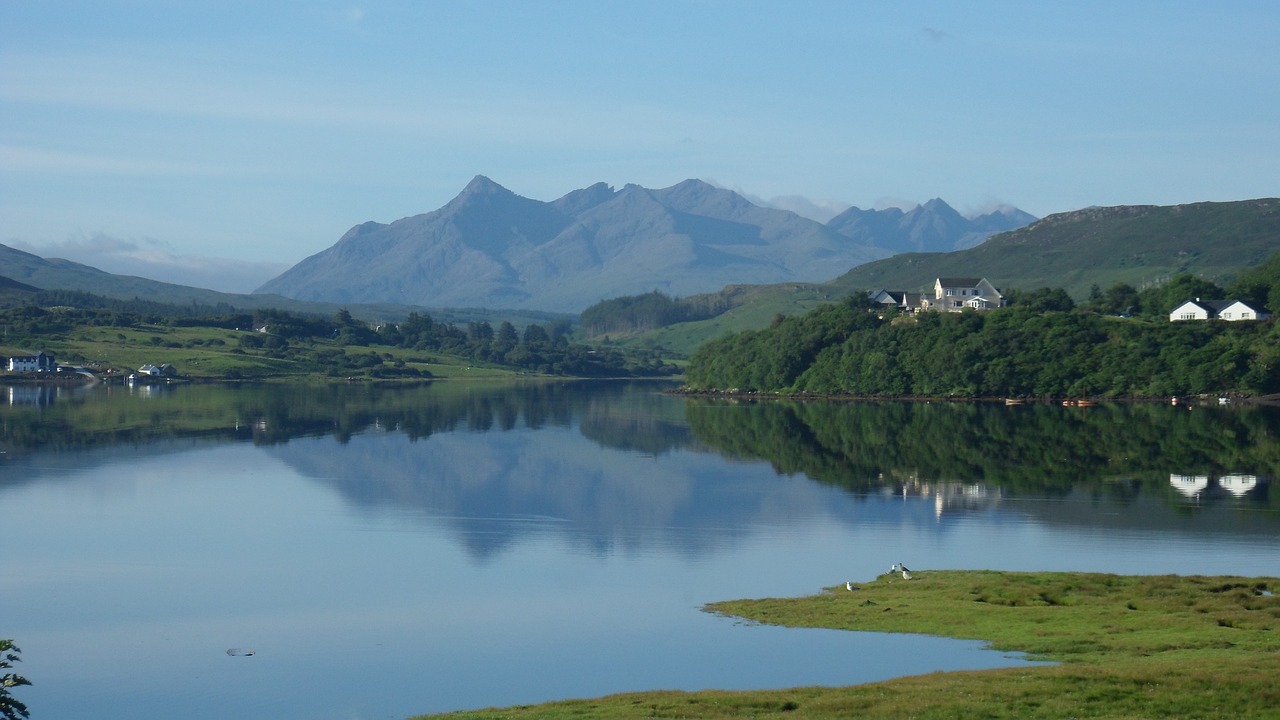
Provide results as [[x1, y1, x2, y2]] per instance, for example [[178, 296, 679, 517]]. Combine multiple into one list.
[[3, 2, 1278, 293]]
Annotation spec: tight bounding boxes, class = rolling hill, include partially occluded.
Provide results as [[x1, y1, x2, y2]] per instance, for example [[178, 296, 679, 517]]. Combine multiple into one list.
[[828, 199, 1280, 297]]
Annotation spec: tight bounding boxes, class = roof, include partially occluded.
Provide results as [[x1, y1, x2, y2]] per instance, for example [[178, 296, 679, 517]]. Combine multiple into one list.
[[937, 277, 985, 287], [1170, 298, 1272, 315], [1220, 299, 1271, 313]]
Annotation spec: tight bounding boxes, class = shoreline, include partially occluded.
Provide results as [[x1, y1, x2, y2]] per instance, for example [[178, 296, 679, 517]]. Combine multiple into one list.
[[418, 570, 1280, 719]]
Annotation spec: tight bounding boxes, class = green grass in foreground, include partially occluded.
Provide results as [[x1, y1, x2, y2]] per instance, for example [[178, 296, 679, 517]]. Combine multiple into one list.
[[415, 571, 1280, 719]]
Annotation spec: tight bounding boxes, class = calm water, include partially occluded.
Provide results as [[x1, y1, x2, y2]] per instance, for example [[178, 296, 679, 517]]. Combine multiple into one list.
[[2, 380, 1278, 719]]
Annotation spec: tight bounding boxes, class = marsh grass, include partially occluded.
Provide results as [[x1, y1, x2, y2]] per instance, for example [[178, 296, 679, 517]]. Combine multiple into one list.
[[417, 571, 1280, 719]]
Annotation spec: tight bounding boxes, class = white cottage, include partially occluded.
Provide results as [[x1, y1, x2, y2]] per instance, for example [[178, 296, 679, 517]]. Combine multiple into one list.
[[1216, 300, 1270, 321]]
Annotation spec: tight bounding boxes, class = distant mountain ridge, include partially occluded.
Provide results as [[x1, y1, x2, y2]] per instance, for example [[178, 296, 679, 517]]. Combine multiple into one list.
[[256, 176, 1033, 313], [828, 198, 1280, 297], [826, 199, 1035, 253]]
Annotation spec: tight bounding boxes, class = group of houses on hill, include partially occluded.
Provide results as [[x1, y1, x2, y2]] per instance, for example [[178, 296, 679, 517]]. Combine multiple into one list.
[[869, 277, 1005, 314], [869, 277, 1271, 321]]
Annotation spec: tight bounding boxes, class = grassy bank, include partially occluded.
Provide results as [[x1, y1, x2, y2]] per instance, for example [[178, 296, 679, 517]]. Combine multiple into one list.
[[416, 570, 1280, 719]]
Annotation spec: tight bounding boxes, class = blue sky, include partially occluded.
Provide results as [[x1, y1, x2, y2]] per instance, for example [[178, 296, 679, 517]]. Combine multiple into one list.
[[3, 2, 1277, 292]]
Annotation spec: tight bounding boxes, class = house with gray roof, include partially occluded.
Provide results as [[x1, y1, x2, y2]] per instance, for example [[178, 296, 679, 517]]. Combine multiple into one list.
[[920, 277, 1004, 312]]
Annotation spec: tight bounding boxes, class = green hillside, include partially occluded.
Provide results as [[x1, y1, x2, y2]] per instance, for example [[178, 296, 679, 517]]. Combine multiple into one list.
[[617, 198, 1280, 355], [828, 198, 1280, 297], [601, 283, 853, 357]]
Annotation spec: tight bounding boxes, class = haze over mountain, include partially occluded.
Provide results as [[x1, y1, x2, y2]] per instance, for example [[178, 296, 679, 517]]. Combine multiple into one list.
[[257, 177, 1033, 313]]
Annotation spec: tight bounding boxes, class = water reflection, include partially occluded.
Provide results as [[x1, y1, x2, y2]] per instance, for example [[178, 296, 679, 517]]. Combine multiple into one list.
[[3, 383, 1278, 518], [683, 398, 1279, 511], [4, 382, 1280, 720]]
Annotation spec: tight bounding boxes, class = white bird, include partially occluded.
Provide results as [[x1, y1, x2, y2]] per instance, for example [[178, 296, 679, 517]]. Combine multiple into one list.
[[901, 569, 912, 580], [846, 581, 854, 591]]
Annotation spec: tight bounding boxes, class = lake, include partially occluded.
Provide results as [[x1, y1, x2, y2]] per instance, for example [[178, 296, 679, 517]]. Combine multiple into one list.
[[2, 380, 1278, 719]]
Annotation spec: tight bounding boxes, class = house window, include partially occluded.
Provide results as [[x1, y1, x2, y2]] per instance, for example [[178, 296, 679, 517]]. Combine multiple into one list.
[[1180, 313, 1196, 320], [945, 289, 955, 296], [1222, 312, 1233, 319]]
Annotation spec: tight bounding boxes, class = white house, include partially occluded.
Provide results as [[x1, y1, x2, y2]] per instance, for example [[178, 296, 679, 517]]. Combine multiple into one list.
[[921, 277, 1003, 312], [138, 363, 177, 377], [1169, 298, 1270, 321], [867, 289, 921, 314], [1169, 299, 1216, 321], [7, 351, 56, 373], [1216, 300, 1270, 321]]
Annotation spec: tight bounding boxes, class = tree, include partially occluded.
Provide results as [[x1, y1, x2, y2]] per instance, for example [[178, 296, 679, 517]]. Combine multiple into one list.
[[0, 640, 30, 720]]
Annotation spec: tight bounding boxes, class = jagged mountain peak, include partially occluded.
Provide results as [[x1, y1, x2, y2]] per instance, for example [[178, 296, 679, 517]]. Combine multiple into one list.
[[461, 174, 506, 194], [552, 182, 616, 215], [649, 180, 765, 222]]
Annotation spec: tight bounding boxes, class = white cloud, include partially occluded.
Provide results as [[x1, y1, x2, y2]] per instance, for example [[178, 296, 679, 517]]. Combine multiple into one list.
[[750, 193, 851, 223]]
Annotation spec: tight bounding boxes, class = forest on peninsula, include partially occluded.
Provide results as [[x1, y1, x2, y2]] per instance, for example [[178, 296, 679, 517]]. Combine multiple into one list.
[[684, 260, 1280, 398]]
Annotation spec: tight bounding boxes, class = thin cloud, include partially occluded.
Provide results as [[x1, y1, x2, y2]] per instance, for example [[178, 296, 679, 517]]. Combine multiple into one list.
[[12, 233, 288, 293], [0, 144, 242, 178], [922, 27, 952, 43]]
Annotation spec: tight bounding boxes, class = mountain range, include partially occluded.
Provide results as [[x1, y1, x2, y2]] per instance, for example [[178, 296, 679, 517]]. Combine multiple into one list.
[[256, 176, 1034, 313], [828, 198, 1280, 297]]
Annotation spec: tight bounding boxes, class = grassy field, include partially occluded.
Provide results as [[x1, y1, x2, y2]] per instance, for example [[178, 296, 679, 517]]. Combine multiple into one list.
[[2, 322, 521, 382], [610, 284, 845, 357], [416, 570, 1280, 719]]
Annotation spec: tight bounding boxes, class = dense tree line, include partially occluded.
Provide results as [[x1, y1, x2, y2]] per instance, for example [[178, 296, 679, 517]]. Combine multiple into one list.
[[367, 310, 675, 376], [231, 308, 675, 378], [579, 291, 729, 337], [686, 275, 1280, 397]]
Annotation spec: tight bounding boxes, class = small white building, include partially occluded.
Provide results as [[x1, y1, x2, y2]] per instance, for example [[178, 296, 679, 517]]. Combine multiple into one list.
[[138, 363, 177, 377], [1216, 300, 1270, 321]]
